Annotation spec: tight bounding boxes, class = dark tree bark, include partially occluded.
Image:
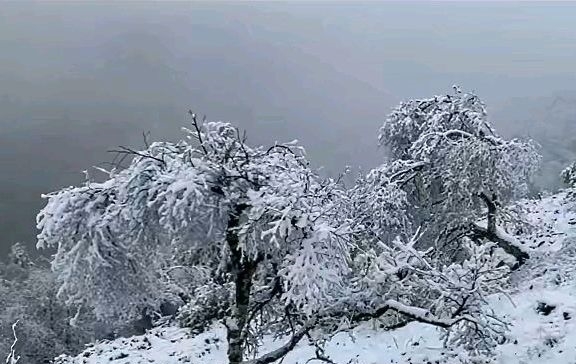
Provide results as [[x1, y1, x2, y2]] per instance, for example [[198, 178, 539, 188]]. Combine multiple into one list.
[[474, 192, 529, 268], [224, 203, 314, 364], [226, 203, 256, 364], [241, 318, 316, 364], [480, 192, 497, 235]]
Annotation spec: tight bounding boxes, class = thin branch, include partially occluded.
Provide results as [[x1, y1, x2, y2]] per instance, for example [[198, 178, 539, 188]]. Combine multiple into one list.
[[108, 146, 165, 165], [189, 110, 208, 155], [388, 161, 427, 182], [241, 318, 317, 364], [142, 130, 151, 148]]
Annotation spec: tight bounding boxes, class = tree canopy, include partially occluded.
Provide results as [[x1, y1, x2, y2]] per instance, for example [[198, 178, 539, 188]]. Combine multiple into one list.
[[379, 87, 540, 262]]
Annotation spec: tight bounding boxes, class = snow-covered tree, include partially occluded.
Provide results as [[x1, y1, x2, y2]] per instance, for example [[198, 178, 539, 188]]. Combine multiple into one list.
[[8, 243, 30, 269], [0, 244, 98, 364], [37, 114, 512, 363], [37, 115, 354, 363], [379, 87, 540, 265], [561, 161, 576, 188]]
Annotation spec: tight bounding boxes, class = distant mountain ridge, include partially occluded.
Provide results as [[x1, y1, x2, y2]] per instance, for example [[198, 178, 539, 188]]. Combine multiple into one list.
[[492, 92, 576, 192]]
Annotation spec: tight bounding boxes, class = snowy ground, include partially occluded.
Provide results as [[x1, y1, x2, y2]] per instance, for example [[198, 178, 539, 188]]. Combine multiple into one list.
[[514, 191, 576, 252], [54, 192, 576, 364]]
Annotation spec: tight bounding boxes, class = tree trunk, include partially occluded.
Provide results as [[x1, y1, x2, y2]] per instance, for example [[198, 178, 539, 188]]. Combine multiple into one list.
[[226, 203, 255, 364], [475, 192, 529, 268], [227, 269, 253, 364], [471, 223, 529, 268], [480, 192, 497, 235]]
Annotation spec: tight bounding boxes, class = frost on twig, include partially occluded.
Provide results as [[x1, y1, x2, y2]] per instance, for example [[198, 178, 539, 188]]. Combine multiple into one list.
[[5, 320, 20, 364]]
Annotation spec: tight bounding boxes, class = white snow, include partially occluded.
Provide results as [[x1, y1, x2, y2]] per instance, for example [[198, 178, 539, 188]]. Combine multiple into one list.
[[53, 275, 576, 364], [516, 191, 576, 252]]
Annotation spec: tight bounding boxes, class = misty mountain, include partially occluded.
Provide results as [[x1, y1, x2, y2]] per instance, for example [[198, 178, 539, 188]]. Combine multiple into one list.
[[492, 92, 576, 191]]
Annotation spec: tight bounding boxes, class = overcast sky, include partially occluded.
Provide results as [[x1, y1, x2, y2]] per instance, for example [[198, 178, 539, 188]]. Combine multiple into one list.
[[2, 2, 576, 257]]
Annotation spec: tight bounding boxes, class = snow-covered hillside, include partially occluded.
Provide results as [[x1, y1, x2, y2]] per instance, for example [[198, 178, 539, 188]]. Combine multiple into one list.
[[53, 192, 576, 364]]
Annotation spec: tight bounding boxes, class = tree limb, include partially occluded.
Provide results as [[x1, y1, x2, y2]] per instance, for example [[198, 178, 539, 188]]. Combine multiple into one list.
[[352, 299, 474, 329], [241, 318, 317, 364], [470, 223, 529, 268]]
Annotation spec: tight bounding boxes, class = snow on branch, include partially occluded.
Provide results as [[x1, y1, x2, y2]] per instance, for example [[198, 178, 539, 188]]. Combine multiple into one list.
[[473, 222, 530, 254], [5, 321, 20, 364], [350, 298, 476, 329]]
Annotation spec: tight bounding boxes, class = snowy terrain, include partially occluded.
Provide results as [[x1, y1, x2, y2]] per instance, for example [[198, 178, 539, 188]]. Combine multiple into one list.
[[53, 192, 576, 364]]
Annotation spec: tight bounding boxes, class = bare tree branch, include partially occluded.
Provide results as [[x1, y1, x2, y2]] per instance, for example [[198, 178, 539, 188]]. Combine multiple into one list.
[[241, 318, 317, 364]]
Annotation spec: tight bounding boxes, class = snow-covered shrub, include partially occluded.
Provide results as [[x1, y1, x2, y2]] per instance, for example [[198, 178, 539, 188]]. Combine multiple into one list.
[[561, 161, 576, 188], [0, 245, 98, 364], [8, 243, 31, 269], [336, 228, 510, 358], [560, 161, 576, 199], [178, 282, 234, 333]]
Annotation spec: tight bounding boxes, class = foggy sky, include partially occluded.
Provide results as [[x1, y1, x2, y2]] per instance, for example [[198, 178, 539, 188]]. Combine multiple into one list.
[[2, 2, 576, 258]]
